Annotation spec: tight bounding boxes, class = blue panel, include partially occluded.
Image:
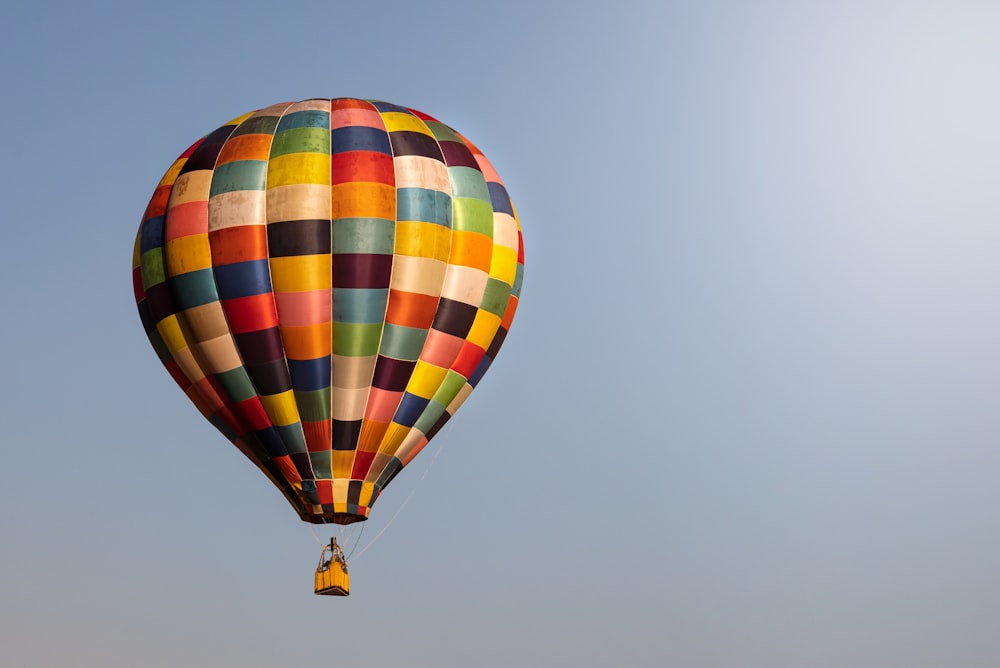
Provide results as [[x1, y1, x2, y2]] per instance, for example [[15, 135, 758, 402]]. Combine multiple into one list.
[[276, 109, 330, 130], [330, 126, 392, 155], [332, 288, 389, 324], [487, 181, 515, 216], [468, 354, 493, 388], [140, 216, 165, 253], [255, 426, 289, 458], [396, 188, 452, 227], [288, 357, 331, 392], [369, 100, 410, 113], [394, 392, 430, 427], [213, 260, 272, 300]]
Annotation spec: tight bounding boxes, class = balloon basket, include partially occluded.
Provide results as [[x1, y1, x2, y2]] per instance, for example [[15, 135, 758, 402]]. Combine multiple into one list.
[[314, 538, 350, 596]]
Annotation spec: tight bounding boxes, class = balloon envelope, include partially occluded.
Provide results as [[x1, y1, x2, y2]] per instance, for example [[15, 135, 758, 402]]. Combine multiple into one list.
[[132, 98, 523, 524]]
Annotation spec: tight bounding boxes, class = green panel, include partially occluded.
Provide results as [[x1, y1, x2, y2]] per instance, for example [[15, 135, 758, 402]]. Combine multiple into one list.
[[414, 399, 448, 434], [432, 370, 467, 405], [332, 217, 395, 254], [269, 127, 331, 157], [140, 248, 166, 287], [170, 268, 219, 310], [309, 451, 333, 479], [448, 166, 490, 201], [149, 330, 172, 365], [480, 278, 512, 317], [295, 387, 332, 421], [512, 263, 524, 298], [333, 322, 383, 356], [424, 121, 462, 143], [379, 324, 429, 360], [452, 197, 494, 236], [275, 424, 308, 455], [209, 160, 267, 196], [231, 115, 280, 137], [216, 367, 258, 403]]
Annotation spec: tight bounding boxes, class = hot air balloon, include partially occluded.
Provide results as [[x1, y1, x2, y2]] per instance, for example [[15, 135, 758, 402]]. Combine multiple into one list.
[[131, 98, 523, 595]]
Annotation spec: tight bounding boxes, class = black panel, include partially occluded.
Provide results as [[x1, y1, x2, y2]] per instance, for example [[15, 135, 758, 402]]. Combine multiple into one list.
[[268, 219, 331, 257], [432, 298, 479, 338]]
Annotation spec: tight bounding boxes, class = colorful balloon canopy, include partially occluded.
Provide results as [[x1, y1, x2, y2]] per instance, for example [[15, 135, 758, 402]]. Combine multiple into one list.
[[132, 98, 523, 525]]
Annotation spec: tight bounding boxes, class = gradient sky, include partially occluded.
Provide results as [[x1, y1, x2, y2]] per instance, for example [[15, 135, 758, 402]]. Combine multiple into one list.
[[3, 1, 1000, 666]]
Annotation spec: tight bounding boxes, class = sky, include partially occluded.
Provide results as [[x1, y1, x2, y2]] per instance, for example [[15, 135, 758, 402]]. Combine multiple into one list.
[[2, 0, 1000, 666]]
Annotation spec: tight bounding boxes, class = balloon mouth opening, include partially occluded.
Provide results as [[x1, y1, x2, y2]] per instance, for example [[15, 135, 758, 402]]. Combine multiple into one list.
[[303, 512, 369, 526]]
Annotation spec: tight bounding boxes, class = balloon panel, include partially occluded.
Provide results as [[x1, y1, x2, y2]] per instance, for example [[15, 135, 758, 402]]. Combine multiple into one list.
[[132, 99, 523, 524]]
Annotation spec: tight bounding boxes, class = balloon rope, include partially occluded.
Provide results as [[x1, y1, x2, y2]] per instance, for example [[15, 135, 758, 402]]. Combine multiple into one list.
[[345, 522, 366, 561], [351, 431, 448, 561]]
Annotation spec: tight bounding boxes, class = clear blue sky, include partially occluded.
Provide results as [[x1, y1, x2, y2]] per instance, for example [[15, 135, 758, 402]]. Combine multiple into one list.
[[3, 1, 1000, 666]]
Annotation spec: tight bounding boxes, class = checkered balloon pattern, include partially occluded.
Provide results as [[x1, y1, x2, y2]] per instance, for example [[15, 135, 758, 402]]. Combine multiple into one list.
[[133, 99, 523, 524]]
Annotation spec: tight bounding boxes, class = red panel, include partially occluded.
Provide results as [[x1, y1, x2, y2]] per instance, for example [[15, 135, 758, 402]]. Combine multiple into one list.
[[273, 455, 301, 484], [223, 293, 279, 334], [351, 450, 377, 479], [407, 109, 438, 122], [236, 396, 272, 430], [330, 151, 395, 185], [317, 479, 333, 504], [385, 290, 438, 328], [209, 225, 268, 265], [165, 359, 189, 388], [302, 421, 332, 453], [452, 340, 485, 379], [143, 184, 173, 221]]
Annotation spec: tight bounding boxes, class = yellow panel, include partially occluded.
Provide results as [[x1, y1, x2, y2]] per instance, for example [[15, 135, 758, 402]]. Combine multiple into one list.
[[158, 159, 186, 188], [331, 451, 354, 479], [156, 314, 188, 354], [223, 111, 256, 127], [380, 111, 433, 135], [466, 309, 501, 350], [488, 244, 518, 284], [260, 390, 301, 426], [269, 255, 332, 292], [168, 170, 213, 206], [395, 220, 451, 261], [358, 482, 376, 507], [165, 234, 212, 275], [378, 422, 410, 455], [407, 360, 449, 399], [266, 152, 330, 188]]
